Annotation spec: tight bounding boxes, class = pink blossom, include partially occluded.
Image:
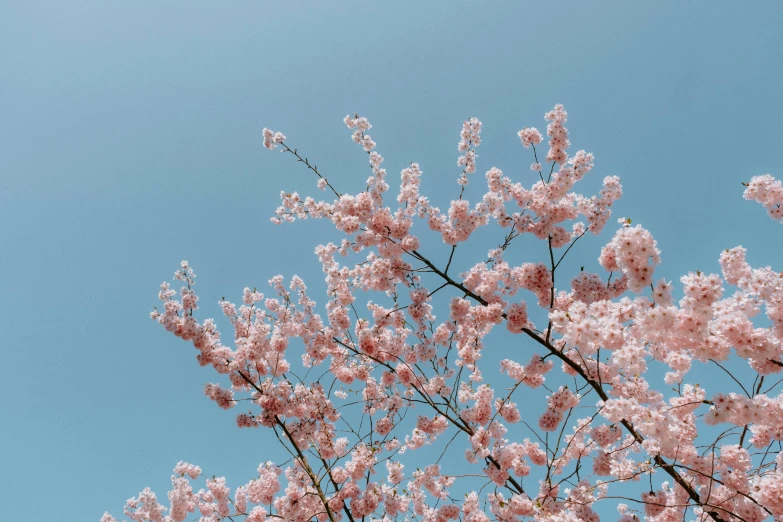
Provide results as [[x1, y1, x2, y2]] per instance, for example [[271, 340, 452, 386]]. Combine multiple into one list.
[[744, 174, 783, 223], [262, 127, 286, 150], [545, 104, 570, 164], [457, 117, 482, 177], [517, 127, 543, 148]]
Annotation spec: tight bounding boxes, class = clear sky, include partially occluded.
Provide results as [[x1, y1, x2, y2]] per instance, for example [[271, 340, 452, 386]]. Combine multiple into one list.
[[2, 2, 783, 521]]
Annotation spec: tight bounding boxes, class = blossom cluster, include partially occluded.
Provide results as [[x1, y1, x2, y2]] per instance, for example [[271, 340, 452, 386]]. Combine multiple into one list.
[[745, 174, 783, 223], [457, 117, 482, 176], [262, 128, 286, 150]]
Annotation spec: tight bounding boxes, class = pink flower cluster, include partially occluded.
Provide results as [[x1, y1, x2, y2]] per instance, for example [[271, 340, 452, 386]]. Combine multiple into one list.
[[500, 354, 554, 388], [744, 174, 783, 223], [457, 117, 482, 176], [517, 127, 543, 149], [600, 221, 661, 292], [545, 104, 570, 164], [570, 271, 627, 304], [262, 127, 286, 149], [538, 386, 580, 431], [705, 392, 783, 445], [344, 114, 375, 152]]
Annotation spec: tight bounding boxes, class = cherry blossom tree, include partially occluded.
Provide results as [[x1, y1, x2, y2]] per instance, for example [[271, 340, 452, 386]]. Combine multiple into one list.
[[105, 105, 783, 522]]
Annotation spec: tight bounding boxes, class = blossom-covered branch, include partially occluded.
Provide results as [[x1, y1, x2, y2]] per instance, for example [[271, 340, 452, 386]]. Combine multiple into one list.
[[107, 106, 783, 522]]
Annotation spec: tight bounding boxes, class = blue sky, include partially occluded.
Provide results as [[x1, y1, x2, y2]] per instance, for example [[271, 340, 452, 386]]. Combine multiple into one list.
[[2, 2, 783, 521]]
